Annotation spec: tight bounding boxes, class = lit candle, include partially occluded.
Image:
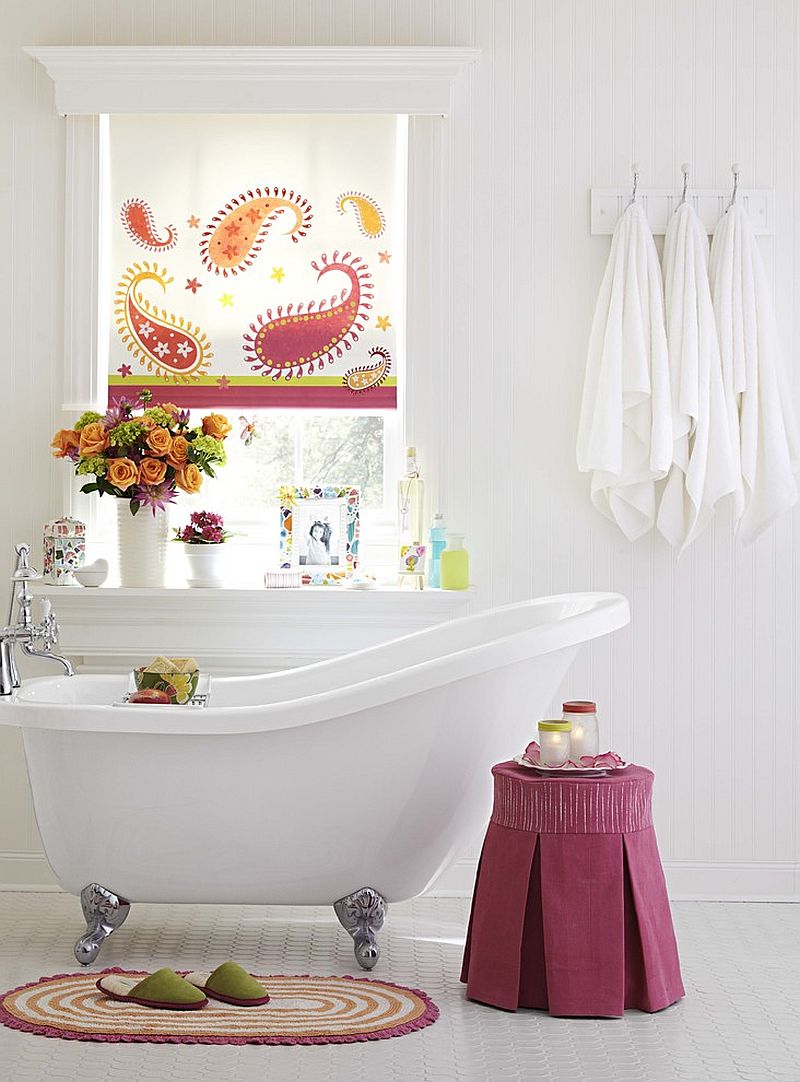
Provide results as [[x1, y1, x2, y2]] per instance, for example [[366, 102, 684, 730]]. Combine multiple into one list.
[[538, 720, 572, 766], [563, 700, 600, 760]]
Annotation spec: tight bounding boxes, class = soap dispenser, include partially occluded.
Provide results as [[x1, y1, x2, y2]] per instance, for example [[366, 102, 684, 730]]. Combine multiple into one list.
[[428, 513, 447, 588], [440, 534, 469, 590]]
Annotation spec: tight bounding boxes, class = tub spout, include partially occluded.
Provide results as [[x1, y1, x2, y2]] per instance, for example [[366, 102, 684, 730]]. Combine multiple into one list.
[[334, 887, 386, 971], [74, 883, 131, 965]]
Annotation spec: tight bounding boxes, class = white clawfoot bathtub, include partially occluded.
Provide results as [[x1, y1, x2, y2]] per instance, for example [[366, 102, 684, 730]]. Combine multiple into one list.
[[0, 593, 628, 968]]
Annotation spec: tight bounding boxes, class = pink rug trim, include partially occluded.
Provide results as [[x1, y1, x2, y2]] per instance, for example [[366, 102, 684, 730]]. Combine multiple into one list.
[[0, 967, 440, 1046]]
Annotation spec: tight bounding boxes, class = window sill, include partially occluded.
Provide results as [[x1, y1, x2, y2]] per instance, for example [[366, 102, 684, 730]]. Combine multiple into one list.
[[33, 583, 476, 673]]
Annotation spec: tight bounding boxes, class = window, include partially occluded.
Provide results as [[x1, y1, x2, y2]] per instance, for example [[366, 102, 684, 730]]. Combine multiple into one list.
[[98, 111, 408, 577]]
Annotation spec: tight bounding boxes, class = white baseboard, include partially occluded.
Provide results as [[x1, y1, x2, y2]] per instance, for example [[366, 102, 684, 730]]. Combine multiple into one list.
[[1, 851, 798, 902], [0, 852, 61, 892]]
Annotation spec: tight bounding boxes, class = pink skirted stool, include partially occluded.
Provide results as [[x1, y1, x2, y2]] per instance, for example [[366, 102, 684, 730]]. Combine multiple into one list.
[[460, 761, 684, 1017]]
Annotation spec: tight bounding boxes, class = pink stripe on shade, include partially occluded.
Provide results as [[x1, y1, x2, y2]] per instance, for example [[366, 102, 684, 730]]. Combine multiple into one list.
[[490, 763, 654, 834], [108, 385, 397, 409]]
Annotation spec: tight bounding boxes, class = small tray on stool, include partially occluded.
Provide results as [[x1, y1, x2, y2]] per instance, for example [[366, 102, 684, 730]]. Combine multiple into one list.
[[513, 754, 629, 776]]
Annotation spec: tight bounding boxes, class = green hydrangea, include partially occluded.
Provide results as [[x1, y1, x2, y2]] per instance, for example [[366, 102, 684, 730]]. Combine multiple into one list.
[[75, 410, 103, 431], [108, 420, 146, 447], [76, 456, 108, 477], [190, 434, 227, 465], [143, 406, 173, 428]]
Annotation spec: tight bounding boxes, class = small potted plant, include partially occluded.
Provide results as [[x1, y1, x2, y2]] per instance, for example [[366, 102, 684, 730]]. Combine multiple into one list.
[[175, 511, 233, 588]]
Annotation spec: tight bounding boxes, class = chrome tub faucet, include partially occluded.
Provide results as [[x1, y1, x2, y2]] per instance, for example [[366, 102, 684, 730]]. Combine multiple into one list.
[[0, 543, 74, 696]]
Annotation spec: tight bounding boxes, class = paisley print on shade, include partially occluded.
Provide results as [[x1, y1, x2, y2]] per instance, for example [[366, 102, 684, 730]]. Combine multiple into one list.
[[114, 262, 212, 383], [343, 346, 392, 394], [120, 198, 177, 252], [200, 187, 312, 276], [336, 191, 386, 238], [243, 252, 372, 381]]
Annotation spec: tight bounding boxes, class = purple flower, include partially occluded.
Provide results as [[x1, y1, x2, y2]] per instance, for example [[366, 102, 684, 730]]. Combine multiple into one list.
[[103, 395, 141, 429], [135, 480, 177, 515], [176, 408, 191, 427]]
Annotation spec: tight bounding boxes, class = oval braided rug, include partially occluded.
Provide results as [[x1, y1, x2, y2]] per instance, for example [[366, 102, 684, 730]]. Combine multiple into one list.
[[0, 968, 439, 1046]]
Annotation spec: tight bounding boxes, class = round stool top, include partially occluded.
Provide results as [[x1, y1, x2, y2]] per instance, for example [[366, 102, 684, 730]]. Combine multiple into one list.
[[491, 761, 653, 834]]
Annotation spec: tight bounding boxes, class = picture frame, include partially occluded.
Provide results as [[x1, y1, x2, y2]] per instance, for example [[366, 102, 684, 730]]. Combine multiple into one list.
[[279, 486, 360, 572]]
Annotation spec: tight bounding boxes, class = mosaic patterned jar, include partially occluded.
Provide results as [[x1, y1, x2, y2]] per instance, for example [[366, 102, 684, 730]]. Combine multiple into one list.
[[42, 517, 86, 585]]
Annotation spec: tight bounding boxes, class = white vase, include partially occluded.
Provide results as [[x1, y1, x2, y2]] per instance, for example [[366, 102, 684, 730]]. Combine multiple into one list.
[[183, 543, 227, 588], [116, 501, 169, 588]]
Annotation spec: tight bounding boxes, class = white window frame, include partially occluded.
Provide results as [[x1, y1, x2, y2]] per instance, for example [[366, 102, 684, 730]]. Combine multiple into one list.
[[28, 45, 480, 577]]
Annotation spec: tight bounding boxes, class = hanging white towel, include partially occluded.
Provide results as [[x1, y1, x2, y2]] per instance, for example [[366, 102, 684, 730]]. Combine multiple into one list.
[[657, 202, 739, 554], [709, 202, 800, 543], [577, 201, 672, 541]]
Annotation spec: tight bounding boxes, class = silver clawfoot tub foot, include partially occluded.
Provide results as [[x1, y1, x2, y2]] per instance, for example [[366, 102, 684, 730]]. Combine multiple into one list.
[[334, 886, 386, 970], [74, 883, 131, 966]]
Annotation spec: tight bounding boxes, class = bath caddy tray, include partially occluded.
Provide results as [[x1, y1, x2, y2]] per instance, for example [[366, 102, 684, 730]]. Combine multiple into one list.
[[114, 674, 211, 709]]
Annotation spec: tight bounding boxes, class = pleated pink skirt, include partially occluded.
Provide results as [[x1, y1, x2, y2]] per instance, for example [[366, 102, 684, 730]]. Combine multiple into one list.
[[460, 762, 684, 1017]]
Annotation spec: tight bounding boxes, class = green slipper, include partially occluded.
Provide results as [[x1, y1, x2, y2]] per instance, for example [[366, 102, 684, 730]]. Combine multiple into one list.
[[96, 968, 208, 1010], [185, 961, 270, 1006]]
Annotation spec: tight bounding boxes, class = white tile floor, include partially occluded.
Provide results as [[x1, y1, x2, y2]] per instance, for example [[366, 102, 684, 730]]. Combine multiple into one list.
[[0, 893, 798, 1081]]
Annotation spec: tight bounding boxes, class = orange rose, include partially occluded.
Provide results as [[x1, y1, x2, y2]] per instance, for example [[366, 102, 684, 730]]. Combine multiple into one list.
[[78, 421, 109, 457], [160, 402, 180, 416], [107, 457, 140, 491], [139, 457, 167, 485], [202, 413, 232, 440], [175, 463, 202, 494], [145, 426, 173, 457], [166, 434, 189, 469], [51, 429, 80, 458]]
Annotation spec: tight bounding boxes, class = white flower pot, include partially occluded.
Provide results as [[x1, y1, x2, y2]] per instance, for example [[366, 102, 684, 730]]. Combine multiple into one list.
[[183, 543, 227, 588], [116, 501, 169, 588]]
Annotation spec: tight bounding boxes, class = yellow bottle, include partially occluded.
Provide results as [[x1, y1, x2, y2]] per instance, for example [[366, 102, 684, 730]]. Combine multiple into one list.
[[441, 534, 469, 590]]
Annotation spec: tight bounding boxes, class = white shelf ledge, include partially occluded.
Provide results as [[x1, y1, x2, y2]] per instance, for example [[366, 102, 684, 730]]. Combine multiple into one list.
[[32, 583, 476, 673]]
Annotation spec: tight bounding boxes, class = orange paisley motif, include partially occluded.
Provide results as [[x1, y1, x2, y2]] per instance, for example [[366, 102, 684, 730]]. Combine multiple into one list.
[[200, 187, 312, 277]]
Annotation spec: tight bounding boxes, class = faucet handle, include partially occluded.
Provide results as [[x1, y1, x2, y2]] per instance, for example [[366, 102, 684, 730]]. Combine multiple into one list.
[[12, 543, 41, 582], [39, 598, 52, 621]]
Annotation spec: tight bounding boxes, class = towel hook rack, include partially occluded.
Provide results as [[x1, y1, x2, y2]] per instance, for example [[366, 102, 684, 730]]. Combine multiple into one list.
[[628, 162, 640, 205], [727, 162, 740, 210], [679, 163, 690, 205]]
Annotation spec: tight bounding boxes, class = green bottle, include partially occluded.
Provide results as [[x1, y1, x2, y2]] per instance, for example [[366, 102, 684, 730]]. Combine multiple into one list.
[[441, 534, 469, 590]]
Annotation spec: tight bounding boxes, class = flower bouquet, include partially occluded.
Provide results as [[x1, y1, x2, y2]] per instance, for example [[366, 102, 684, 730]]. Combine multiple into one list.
[[52, 394, 231, 515], [52, 394, 232, 587]]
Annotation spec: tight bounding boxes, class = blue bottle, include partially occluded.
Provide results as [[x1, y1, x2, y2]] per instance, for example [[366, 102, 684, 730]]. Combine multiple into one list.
[[428, 513, 447, 588]]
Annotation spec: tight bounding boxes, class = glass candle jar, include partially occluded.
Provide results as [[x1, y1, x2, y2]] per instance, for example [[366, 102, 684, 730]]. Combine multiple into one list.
[[538, 720, 572, 766], [563, 700, 600, 759]]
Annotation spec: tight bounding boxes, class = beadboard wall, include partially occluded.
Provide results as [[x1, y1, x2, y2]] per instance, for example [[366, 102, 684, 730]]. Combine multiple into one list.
[[1, 0, 799, 900]]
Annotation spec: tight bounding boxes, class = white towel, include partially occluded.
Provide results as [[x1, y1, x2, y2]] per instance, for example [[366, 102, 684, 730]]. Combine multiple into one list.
[[577, 201, 672, 541], [657, 202, 739, 554], [710, 202, 800, 543]]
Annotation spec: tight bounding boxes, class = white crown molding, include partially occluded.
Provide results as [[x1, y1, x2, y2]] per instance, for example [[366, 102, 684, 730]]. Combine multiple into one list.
[[24, 45, 481, 115]]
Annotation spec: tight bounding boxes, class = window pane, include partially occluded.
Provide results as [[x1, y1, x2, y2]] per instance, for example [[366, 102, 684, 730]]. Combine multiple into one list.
[[301, 415, 385, 508], [177, 415, 295, 522]]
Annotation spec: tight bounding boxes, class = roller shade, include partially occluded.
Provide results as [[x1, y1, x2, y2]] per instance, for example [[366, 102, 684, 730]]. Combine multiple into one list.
[[108, 113, 402, 409]]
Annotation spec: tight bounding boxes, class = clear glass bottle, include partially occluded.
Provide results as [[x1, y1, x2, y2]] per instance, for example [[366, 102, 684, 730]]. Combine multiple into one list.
[[563, 700, 600, 759], [428, 513, 447, 588], [538, 720, 572, 766], [397, 446, 425, 544], [440, 533, 469, 590]]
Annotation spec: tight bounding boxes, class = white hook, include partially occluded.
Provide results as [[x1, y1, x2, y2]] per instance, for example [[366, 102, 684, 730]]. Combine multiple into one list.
[[679, 162, 690, 205], [629, 162, 640, 205], [727, 162, 740, 210]]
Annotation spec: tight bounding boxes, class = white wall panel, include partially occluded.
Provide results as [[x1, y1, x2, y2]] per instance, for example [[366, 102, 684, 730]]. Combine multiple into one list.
[[1, 0, 798, 898]]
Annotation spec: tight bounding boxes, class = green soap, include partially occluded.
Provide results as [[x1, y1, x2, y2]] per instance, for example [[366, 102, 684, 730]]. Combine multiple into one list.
[[129, 968, 206, 1004], [206, 961, 266, 1000]]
